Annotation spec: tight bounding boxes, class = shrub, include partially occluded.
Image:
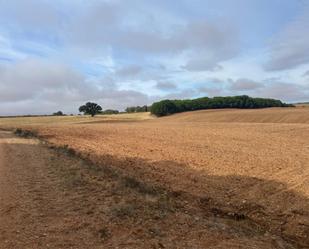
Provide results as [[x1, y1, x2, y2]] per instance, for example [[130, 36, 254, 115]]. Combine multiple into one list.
[[122, 176, 158, 195], [14, 128, 38, 138]]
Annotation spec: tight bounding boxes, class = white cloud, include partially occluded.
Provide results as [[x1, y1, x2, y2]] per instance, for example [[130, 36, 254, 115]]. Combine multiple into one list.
[[265, 3, 309, 71], [164, 89, 198, 100], [198, 86, 223, 97], [229, 78, 264, 91], [0, 0, 308, 115], [0, 59, 83, 102], [0, 35, 26, 61], [0, 58, 151, 115], [303, 70, 309, 77], [227, 78, 309, 102], [155, 81, 177, 91], [115, 65, 143, 78], [255, 82, 309, 102]]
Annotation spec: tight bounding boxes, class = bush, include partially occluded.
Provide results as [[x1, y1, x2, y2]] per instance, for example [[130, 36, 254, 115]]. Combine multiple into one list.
[[14, 128, 38, 138], [150, 95, 293, 117]]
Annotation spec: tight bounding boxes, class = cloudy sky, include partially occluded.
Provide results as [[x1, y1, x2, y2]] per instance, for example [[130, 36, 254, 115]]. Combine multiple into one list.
[[0, 0, 309, 115]]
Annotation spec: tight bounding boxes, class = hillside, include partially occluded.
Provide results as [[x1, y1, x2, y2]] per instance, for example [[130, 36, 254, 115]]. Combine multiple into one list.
[[161, 107, 309, 124]]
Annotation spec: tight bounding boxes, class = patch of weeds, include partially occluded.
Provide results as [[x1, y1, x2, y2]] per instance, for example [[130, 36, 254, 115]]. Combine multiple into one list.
[[62, 169, 87, 188], [134, 193, 176, 221], [69, 176, 86, 188], [210, 207, 246, 221], [199, 196, 213, 206], [227, 212, 246, 221], [57, 144, 77, 156], [148, 228, 164, 238], [110, 203, 137, 219], [98, 227, 111, 240], [122, 176, 161, 196], [151, 195, 175, 217], [14, 128, 38, 138], [170, 190, 185, 198], [14, 128, 23, 136], [86, 161, 119, 179]]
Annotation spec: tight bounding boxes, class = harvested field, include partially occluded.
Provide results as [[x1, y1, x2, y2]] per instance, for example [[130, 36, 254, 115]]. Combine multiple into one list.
[[1, 107, 309, 248], [0, 112, 153, 128], [163, 107, 309, 124]]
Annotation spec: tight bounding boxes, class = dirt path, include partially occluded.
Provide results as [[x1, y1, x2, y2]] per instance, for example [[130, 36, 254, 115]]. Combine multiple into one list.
[[0, 131, 300, 248], [0, 130, 49, 247], [0, 131, 104, 248]]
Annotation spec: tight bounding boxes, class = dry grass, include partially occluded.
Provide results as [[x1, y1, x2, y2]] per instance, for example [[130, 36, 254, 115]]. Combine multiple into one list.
[[161, 107, 309, 123], [0, 112, 153, 128], [295, 103, 309, 107]]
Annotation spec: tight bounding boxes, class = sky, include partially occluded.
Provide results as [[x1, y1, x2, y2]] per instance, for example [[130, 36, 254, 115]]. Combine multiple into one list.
[[0, 0, 309, 115]]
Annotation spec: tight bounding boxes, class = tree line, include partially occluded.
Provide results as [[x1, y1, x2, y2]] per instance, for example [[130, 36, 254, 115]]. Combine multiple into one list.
[[76, 96, 293, 117], [78, 102, 120, 116], [77, 103, 150, 116], [150, 95, 293, 117], [125, 105, 150, 113]]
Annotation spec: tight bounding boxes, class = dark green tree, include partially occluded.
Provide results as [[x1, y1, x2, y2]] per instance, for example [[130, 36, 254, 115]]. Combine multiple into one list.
[[79, 102, 102, 117], [150, 100, 178, 117], [53, 111, 64, 116]]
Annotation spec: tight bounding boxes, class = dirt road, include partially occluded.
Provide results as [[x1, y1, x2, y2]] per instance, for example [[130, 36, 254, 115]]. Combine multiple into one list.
[[0, 130, 97, 248], [0, 130, 301, 248]]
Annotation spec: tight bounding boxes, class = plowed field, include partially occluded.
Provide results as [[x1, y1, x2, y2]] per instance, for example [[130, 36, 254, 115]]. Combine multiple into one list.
[[1, 107, 308, 248]]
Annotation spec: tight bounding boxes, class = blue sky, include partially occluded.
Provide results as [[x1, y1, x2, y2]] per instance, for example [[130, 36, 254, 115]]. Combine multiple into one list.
[[0, 0, 309, 115]]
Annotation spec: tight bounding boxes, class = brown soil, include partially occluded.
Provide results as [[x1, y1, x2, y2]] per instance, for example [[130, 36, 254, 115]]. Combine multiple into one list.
[[0, 130, 297, 249], [162, 107, 309, 124], [1, 108, 309, 248]]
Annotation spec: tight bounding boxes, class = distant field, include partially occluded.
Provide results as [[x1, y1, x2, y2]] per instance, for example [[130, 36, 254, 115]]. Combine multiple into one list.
[[1, 107, 309, 247], [2, 107, 309, 128], [161, 107, 309, 123], [0, 112, 153, 128], [295, 102, 309, 107]]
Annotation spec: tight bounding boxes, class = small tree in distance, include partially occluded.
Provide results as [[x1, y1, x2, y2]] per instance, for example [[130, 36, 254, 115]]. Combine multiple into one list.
[[79, 102, 102, 117], [53, 111, 64, 116]]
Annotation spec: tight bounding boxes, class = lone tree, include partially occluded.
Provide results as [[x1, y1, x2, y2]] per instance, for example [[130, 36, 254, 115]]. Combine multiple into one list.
[[79, 102, 102, 117], [53, 111, 64, 116]]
